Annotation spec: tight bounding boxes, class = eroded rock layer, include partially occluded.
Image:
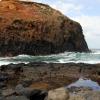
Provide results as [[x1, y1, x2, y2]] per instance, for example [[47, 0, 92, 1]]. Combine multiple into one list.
[[0, 0, 89, 56]]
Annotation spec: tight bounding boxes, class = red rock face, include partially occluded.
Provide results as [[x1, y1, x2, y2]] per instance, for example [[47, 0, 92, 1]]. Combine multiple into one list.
[[0, 0, 89, 56]]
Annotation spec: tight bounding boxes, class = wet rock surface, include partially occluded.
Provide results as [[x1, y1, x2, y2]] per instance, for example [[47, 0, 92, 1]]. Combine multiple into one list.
[[0, 62, 100, 99], [0, 0, 89, 56], [0, 63, 100, 90]]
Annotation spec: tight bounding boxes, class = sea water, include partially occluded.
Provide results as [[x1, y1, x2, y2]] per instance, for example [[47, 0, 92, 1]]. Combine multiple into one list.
[[0, 49, 100, 90], [0, 49, 100, 66]]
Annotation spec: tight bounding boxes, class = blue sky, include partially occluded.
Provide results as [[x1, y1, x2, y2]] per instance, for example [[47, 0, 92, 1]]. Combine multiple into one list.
[[32, 0, 100, 49]]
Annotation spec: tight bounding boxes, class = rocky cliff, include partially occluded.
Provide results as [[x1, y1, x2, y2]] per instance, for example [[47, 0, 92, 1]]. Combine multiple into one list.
[[0, 0, 89, 56]]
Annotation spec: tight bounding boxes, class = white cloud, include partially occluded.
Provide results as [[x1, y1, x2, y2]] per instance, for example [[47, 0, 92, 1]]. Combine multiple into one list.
[[73, 16, 100, 49], [96, 0, 100, 2], [49, 1, 83, 16], [32, 0, 83, 16]]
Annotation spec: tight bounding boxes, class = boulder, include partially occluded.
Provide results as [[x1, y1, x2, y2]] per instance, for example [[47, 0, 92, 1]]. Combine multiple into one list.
[[0, 0, 89, 56], [47, 87, 69, 100], [15, 84, 32, 97], [29, 89, 47, 100], [69, 90, 100, 100], [15, 84, 47, 100]]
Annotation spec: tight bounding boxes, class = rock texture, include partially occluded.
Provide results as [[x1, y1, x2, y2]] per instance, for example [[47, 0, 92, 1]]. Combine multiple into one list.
[[47, 87, 100, 100], [69, 88, 100, 100], [0, 63, 100, 99], [1, 86, 100, 100], [47, 87, 69, 100], [0, 63, 100, 90], [0, 0, 89, 56]]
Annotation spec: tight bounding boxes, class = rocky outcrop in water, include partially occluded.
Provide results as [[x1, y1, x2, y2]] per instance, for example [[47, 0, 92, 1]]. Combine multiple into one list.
[[0, 0, 89, 56]]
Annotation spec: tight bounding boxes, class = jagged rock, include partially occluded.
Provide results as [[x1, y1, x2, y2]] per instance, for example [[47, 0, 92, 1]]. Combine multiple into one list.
[[0, 0, 89, 56]]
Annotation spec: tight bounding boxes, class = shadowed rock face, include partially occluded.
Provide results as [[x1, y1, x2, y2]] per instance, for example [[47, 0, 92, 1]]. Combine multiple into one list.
[[0, 0, 89, 56]]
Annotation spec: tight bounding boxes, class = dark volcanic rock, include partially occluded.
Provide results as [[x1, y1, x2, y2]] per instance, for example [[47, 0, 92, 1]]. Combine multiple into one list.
[[1, 62, 100, 90], [0, 62, 100, 100], [0, 0, 89, 56], [15, 84, 47, 100], [29, 89, 47, 100]]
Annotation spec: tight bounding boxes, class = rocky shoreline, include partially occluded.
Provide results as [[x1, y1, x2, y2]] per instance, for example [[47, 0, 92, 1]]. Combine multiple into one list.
[[0, 62, 100, 100], [0, 0, 98, 100]]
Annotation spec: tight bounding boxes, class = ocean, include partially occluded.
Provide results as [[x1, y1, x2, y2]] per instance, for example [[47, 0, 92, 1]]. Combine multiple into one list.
[[0, 49, 100, 90], [0, 49, 100, 66]]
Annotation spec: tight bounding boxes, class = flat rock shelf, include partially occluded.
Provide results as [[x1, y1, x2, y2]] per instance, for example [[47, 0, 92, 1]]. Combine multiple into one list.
[[0, 62, 100, 100]]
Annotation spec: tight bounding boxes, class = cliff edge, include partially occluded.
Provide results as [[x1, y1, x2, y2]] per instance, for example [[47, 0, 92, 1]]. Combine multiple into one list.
[[0, 0, 89, 56]]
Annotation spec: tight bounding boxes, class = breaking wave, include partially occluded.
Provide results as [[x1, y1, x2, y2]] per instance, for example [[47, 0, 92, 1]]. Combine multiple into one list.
[[0, 49, 100, 66]]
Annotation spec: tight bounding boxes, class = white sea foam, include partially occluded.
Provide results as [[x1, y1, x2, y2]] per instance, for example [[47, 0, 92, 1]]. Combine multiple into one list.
[[0, 61, 28, 66], [0, 49, 100, 66]]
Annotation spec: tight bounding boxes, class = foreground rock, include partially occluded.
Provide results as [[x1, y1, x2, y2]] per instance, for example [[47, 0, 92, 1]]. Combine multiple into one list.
[[47, 87, 100, 100], [0, 63, 100, 90], [69, 88, 100, 100], [15, 84, 47, 99], [1, 84, 47, 100], [1, 85, 100, 100], [47, 87, 69, 100], [0, 63, 100, 99], [0, 0, 89, 56]]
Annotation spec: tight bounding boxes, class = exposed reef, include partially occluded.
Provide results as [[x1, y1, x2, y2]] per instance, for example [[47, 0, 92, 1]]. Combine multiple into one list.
[[0, 62, 100, 100]]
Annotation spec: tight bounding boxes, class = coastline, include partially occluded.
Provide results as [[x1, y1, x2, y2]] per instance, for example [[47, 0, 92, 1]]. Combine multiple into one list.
[[1, 62, 100, 89], [0, 0, 99, 99], [0, 62, 100, 99]]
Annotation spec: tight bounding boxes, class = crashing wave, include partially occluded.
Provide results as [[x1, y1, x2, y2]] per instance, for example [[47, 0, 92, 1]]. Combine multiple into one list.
[[0, 49, 100, 66]]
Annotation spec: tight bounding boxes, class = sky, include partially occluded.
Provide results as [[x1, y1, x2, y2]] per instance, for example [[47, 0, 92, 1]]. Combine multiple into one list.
[[32, 0, 100, 49]]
